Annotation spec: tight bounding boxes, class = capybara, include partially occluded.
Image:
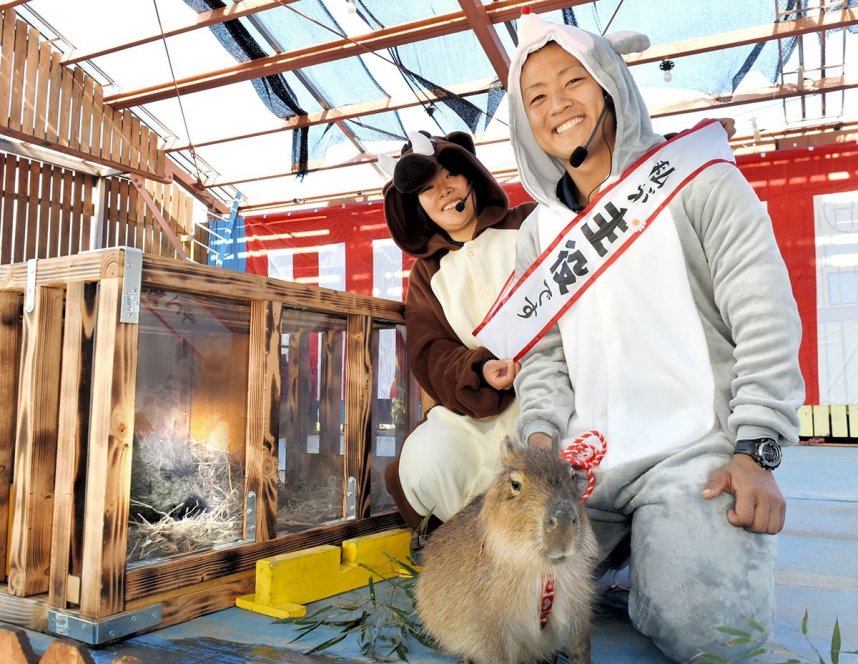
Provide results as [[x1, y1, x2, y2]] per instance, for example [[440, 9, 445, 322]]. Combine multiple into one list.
[[416, 442, 599, 664]]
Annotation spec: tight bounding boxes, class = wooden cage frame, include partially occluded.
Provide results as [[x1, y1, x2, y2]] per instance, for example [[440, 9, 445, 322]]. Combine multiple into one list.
[[0, 248, 411, 641]]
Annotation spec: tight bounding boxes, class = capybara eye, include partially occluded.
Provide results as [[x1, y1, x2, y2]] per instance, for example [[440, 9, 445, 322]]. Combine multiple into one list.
[[510, 479, 522, 492]]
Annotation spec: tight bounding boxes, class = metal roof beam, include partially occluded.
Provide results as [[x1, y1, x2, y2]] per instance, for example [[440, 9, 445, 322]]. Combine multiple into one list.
[[166, 77, 498, 152], [625, 6, 857, 65], [240, 121, 858, 212], [103, 0, 589, 109], [222, 75, 858, 192], [161, 10, 855, 153], [458, 0, 510, 86], [651, 75, 857, 116], [63, 0, 291, 65], [165, 160, 231, 216]]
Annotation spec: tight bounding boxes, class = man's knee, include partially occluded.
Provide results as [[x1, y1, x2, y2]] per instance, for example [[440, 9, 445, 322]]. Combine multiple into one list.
[[630, 557, 775, 661]]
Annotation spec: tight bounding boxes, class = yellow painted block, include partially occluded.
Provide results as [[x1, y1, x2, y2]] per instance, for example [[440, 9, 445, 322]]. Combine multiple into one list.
[[812, 405, 831, 437], [830, 404, 848, 438], [342, 528, 411, 569], [238, 529, 412, 617], [235, 593, 306, 620], [797, 406, 814, 438]]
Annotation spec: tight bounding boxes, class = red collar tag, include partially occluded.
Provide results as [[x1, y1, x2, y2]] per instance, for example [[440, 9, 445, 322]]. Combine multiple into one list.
[[539, 574, 555, 630]]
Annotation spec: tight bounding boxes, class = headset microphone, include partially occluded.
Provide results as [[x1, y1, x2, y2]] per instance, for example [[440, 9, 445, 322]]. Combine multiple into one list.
[[454, 185, 473, 213], [568, 98, 612, 168]]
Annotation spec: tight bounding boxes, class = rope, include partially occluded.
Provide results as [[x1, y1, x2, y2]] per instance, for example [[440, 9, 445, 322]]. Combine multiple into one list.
[[600, 0, 627, 36], [272, 0, 506, 130], [151, 0, 205, 185], [559, 430, 606, 502]]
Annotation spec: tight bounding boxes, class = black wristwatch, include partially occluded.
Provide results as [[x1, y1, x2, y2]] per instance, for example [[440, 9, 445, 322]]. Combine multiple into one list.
[[734, 438, 782, 470]]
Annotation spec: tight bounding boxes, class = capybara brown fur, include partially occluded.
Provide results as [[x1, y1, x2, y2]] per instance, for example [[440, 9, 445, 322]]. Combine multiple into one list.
[[415, 442, 599, 664]]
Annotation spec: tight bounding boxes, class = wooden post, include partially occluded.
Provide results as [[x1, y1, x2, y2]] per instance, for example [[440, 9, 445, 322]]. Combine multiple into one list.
[[318, 329, 344, 455], [49, 282, 96, 608], [282, 330, 312, 457], [8, 283, 64, 597], [0, 291, 22, 584], [345, 314, 372, 520], [79, 270, 139, 619], [244, 300, 281, 542]]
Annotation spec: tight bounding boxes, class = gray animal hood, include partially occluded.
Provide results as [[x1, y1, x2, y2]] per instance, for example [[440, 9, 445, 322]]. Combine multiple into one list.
[[507, 11, 663, 207]]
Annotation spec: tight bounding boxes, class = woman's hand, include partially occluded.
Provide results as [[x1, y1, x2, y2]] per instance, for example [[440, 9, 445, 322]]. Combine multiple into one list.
[[482, 358, 521, 390]]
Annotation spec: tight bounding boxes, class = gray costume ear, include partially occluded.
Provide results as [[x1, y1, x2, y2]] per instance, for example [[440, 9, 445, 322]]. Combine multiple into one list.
[[605, 30, 650, 55]]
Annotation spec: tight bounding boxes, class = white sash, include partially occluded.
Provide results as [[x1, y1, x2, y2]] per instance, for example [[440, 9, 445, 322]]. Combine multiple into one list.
[[473, 120, 735, 360]]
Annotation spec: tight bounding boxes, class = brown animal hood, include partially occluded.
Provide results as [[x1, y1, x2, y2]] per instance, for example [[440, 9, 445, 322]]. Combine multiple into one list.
[[382, 131, 509, 259]]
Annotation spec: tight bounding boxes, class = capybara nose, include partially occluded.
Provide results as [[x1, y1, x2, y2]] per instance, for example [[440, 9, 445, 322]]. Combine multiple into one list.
[[546, 500, 577, 531]]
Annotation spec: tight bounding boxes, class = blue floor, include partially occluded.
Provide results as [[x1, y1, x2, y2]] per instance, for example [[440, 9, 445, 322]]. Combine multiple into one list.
[[7, 445, 858, 663]]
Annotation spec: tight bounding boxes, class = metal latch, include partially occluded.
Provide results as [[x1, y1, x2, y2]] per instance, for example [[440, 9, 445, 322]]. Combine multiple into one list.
[[347, 476, 356, 518], [119, 247, 143, 324], [246, 490, 257, 541], [25, 258, 37, 313]]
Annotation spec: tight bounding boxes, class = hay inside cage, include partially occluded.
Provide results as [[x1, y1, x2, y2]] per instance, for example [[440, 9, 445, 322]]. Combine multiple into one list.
[[128, 441, 244, 563], [276, 473, 344, 533]]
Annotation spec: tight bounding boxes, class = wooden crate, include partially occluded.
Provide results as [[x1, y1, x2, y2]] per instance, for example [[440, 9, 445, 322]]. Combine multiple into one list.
[[0, 248, 414, 642]]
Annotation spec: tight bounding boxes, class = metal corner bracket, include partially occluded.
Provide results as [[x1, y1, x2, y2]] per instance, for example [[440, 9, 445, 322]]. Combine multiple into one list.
[[47, 604, 162, 645]]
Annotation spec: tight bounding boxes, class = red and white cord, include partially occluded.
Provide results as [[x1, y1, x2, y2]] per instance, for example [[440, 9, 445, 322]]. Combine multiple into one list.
[[560, 430, 606, 502]]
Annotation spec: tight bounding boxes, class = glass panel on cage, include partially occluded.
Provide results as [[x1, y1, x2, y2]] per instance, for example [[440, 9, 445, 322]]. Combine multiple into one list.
[[370, 321, 413, 515], [277, 309, 347, 534], [129, 289, 249, 564]]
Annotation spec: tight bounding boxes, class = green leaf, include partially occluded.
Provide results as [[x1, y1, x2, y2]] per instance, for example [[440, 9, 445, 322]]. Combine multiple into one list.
[[717, 627, 752, 637], [369, 577, 377, 602], [293, 604, 339, 622], [802, 609, 809, 635], [745, 618, 766, 633], [831, 618, 841, 664], [394, 558, 422, 579], [732, 648, 768, 662], [692, 654, 730, 663], [338, 611, 369, 633], [289, 621, 326, 643], [304, 632, 348, 654]]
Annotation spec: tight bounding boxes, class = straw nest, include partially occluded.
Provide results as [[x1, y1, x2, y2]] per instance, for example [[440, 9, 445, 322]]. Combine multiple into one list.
[[127, 442, 243, 563]]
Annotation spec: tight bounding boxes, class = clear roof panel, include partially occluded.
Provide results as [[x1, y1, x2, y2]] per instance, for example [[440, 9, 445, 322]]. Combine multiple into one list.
[[14, 0, 858, 213], [353, 1, 463, 28]]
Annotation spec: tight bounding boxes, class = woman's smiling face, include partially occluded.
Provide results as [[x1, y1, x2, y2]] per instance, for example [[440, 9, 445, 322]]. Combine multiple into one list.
[[417, 167, 477, 242]]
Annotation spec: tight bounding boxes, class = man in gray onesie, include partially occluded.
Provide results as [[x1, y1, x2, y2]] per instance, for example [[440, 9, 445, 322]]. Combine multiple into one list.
[[498, 10, 805, 661]]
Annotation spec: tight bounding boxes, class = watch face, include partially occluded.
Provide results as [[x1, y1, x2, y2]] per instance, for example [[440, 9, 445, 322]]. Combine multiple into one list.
[[758, 441, 782, 467]]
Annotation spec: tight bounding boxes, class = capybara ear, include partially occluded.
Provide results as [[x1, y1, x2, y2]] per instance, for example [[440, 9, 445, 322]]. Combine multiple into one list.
[[500, 436, 517, 462]]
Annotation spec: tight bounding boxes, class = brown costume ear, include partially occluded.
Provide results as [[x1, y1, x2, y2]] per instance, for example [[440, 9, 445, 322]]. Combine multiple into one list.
[[444, 131, 477, 155]]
